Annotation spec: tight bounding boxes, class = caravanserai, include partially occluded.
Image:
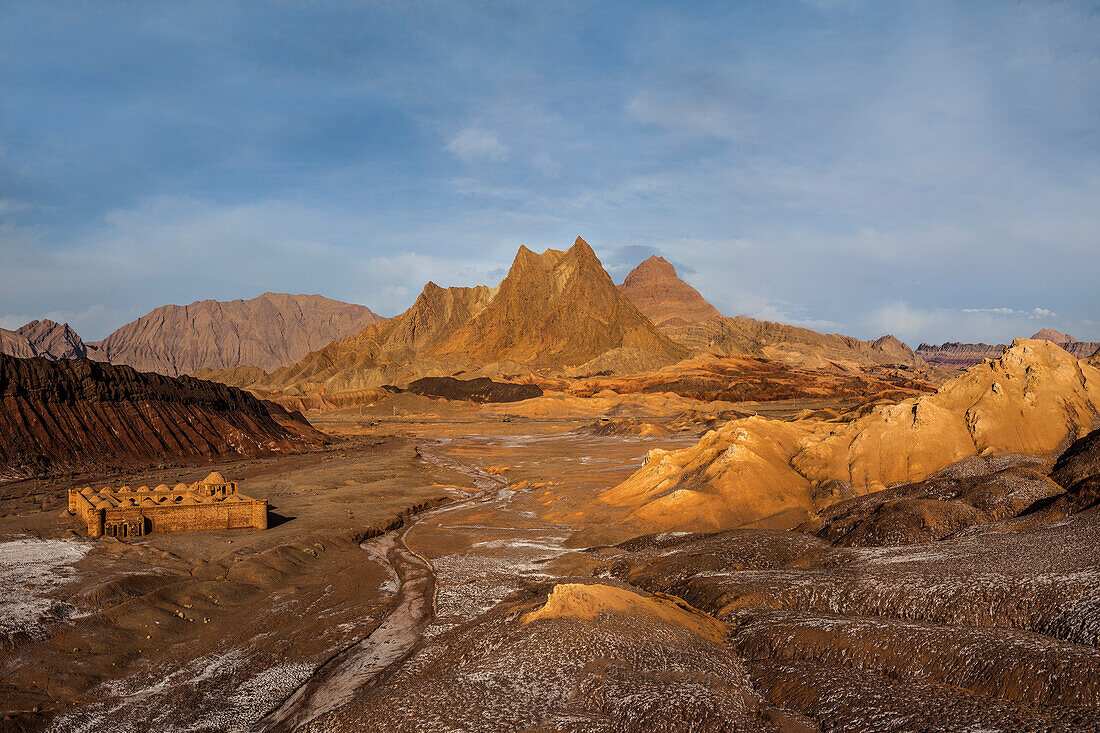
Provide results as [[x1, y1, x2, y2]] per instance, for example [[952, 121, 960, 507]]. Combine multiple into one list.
[[68, 472, 267, 537]]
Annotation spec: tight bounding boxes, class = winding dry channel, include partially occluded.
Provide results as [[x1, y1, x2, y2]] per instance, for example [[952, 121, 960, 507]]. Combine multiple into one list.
[[254, 443, 511, 732]]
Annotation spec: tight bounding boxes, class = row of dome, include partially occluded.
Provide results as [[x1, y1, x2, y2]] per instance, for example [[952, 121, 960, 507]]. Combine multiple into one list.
[[90, 492, 249, 510], [78, 472, 234, 497]]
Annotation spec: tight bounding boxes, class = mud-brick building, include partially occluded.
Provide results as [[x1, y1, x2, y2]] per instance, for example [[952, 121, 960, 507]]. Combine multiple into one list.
[[67, 472, 268, 538]]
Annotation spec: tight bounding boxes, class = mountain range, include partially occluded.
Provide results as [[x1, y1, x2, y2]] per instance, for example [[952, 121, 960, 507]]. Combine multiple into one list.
[[5, 238, 1095, 400], [252, 238, 690, 397], [617, 255, 925, 372], [917, 330, 1100, 369], [0, 293, 384, 376]]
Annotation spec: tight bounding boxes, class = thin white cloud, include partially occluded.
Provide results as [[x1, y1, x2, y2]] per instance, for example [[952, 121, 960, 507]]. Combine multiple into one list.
[[962, 307, 1057, 319], [445, 127, 508, 164], [863, 301, 1066, 346], [0, 199, 31, 216]]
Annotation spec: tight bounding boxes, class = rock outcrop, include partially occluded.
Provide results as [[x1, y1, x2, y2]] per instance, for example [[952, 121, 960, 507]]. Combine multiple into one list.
[[404, 377, 543, 403], [0, 353, 325, 481], [592, 339, 1100, 540], [87, 292, 384, 376], [0, 320, 90, 360]]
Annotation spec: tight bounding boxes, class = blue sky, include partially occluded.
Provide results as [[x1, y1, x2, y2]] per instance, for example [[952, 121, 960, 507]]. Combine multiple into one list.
[[1, 0, 1098, 345]]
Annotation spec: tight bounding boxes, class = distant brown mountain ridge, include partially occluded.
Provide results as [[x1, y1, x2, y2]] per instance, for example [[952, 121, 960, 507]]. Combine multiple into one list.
[[0, 294, 385, 377], [918, 330, 1100, 369], [0, 319, 90, 360], [88, 292, 385, 376]]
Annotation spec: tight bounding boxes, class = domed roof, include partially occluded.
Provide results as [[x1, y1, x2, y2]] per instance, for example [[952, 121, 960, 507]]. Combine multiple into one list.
[[153, 484, 170, 492], [173, 483, 189, 491], [203, 471, 227, 485]]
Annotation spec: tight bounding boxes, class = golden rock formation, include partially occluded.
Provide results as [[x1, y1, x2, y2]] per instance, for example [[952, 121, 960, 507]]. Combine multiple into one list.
[[256, 238, 687, 397], [597, 340, 1100, 538]]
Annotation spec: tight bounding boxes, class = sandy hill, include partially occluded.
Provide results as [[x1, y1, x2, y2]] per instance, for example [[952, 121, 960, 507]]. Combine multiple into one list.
[[918, 330, 1100, 369], [256, 238, 688, 398], [0, 320, 89, 360], [87, 292, 384, 376], [0, 353, 324, 481], [591, 339, 1100, 541], [617, 255, 722, 326]]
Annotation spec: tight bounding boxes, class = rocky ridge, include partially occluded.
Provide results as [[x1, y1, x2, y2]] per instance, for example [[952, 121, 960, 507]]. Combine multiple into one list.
[[615, 258, 925, 372], [918, 330, 1100, 369], [0, 320, 90, 360], [0, 353, 325, 480]]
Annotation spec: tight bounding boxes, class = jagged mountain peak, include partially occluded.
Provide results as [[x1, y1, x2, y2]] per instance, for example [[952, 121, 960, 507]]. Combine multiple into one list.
[[0, 318, 89, 360], [259, 238, 689, 395]]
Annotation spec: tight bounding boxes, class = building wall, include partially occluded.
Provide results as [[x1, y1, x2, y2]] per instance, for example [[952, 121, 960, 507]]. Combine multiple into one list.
[[98, 502, 264, 533]]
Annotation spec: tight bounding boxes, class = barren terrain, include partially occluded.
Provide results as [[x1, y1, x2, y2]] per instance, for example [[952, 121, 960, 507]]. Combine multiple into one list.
[[2, 378, 1099, 731]]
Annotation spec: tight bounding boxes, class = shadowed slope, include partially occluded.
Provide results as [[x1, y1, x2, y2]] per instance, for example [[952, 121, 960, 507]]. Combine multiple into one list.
[[0, 353, 325, 480]]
